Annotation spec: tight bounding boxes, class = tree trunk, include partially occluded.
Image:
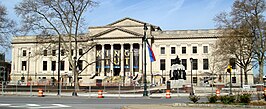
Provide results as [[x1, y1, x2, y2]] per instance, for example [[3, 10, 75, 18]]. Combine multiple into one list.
[[259, 61, 264, 83], [244, 69, 248, 85]]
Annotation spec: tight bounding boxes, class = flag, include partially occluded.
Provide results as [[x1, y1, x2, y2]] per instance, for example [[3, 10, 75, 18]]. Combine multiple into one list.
[[147, 41, 156, 62]]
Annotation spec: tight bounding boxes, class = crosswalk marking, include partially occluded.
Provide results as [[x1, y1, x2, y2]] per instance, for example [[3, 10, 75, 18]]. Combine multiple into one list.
[[0, 104, 11, 106], [52, 104, 71, 107], [27, 104, 41, 106], [0, 103, 71, 108]]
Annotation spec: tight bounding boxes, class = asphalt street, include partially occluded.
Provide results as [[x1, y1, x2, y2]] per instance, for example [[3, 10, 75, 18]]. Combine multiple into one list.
[[0, 96, 208, 109]]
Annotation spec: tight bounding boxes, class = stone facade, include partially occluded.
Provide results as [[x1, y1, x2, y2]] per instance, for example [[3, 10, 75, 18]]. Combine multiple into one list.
[[10, 17, 254, 86]]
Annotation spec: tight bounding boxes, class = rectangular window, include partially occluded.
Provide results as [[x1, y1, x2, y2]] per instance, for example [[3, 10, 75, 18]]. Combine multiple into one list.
[[79, 49, 83, 55], [51, 61, 56, 71], [161, 47, 165, 54], [193, 77, 197, 83], [230, 58, 236, 69], [203, 59, 209, 70], [192, 59, 198, 70], [60, 61, 65, 71], [171, 59, 175, 66], [171, 47, 175, 54], [23, 50, 27, 56], [192, 46, 197, 53], [43, 50, 47, 56], [52, 50, 56, 56], [203, 46, 208, 53], [160, 59, 165, 70], [182, 47, 186, 54], [78, 60, 83, 70], [22, 61, 27, 70], [61, 50, 65, 56], [71, 49, 74, 56], [181, 59, 187, 70], [43, 61, 47, 71]]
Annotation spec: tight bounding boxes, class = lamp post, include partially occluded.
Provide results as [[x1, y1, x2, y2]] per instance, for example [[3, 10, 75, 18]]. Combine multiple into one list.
[[143, 23, 148, 96], [190, 57, 194, 95], [58, 35, 61, 96], [27, 52, 31, 82]]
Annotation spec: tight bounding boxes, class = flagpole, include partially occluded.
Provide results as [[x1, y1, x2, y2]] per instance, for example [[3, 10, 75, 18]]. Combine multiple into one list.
[[143, 23, 148, 96]]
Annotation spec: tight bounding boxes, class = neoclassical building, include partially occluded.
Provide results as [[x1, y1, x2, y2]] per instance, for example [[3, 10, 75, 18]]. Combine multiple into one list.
[[10, 17, 254, 86]]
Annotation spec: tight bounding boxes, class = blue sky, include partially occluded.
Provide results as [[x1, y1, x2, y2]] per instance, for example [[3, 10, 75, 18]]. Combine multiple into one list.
[[1, 0, 234, 61]]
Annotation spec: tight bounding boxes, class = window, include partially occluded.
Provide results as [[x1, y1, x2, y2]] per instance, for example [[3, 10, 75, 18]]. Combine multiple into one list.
[[21, 61, 27, 70], [171, 47, 175, 54], [192, 59, 198, 70], [79, 49, 83, 55], [23, 50, 27, 56], [43, 61, 47, 71], [181, 59, 187, 70], [60, 61, 65, 71], [203, 46, 208, 53], [160, 47, 165, 54], [71, 49, 74, 56], [43, 50, 47, 56], [51, 61, 56, 71], [78, 60, 83, 70], [193, 77, 197, 83], [192, 46, 197, 53], [160, 59, 165, 70], [52, 50, 56, 56], [61, 50, 65, 56], [182, 47, 186, 54], [230, 58, 236, 69], [203, 59, 209, 70], [171, 59, 175, 66]]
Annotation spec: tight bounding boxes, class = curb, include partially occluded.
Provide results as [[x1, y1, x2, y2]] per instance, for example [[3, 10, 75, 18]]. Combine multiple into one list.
[[173, 103, 266, 108]]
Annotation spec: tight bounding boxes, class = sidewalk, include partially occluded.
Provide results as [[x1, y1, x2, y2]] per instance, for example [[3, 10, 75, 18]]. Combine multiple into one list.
[[122, 103, 266, 109]]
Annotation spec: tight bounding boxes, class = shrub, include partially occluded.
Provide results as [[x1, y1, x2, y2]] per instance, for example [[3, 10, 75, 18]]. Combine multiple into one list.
[[188, 95, 200, 103], [238, 94, 251, 103], [220, 95, 235, 104], [207, 95, 218, 103]]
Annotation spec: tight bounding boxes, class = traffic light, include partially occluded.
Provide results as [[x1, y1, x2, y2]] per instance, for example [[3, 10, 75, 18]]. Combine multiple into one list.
[[230, 58, 236, 69]]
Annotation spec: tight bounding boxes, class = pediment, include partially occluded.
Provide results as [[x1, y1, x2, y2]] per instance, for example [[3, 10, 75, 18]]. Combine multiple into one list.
[[108, 17, 145, 26], [93, 27, 142, 39]]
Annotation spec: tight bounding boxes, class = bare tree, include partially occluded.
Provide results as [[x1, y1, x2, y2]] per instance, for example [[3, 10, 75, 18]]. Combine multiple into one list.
[[0, 4, 15, 50], [15, 0, 98, 96], [214, 0, 265, 85]]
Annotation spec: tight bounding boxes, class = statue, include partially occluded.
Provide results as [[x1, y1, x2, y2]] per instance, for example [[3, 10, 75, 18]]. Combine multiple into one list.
[[169, 55, 186, 80]]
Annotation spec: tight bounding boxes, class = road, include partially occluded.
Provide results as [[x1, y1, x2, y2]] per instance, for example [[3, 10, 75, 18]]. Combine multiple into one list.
[[0, 96, 208, 109]]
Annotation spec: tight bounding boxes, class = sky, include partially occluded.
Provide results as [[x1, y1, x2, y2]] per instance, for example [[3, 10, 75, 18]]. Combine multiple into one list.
[[0, 0, 234, 61]]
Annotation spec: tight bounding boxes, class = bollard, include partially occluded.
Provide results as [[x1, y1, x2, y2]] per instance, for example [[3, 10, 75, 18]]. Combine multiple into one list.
[[216, 89, 220, 97], [38, 89, 44, 97], [166, 90, 171, 99], [98, 90, 104, 98]]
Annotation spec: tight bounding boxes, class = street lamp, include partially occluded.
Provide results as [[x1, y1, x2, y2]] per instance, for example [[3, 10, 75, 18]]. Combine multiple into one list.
[[143, 23, 148, 96], [190, 57, 194, 95]]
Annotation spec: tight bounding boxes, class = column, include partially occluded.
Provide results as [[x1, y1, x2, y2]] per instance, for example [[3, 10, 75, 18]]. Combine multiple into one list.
[[110, 44, 114, 76], [139, 43, 143, 73], [121, 44, 124, 76], [101, 44, 104, 76], [130, 44, 134, 75]]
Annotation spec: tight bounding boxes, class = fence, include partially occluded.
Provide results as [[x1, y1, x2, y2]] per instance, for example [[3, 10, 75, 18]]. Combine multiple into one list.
[[0, 81, 265, 98]]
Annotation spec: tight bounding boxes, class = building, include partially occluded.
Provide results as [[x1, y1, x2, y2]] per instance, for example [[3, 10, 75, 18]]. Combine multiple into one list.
[[0, 53, 11, 82], [10, 17, 254, 86]]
